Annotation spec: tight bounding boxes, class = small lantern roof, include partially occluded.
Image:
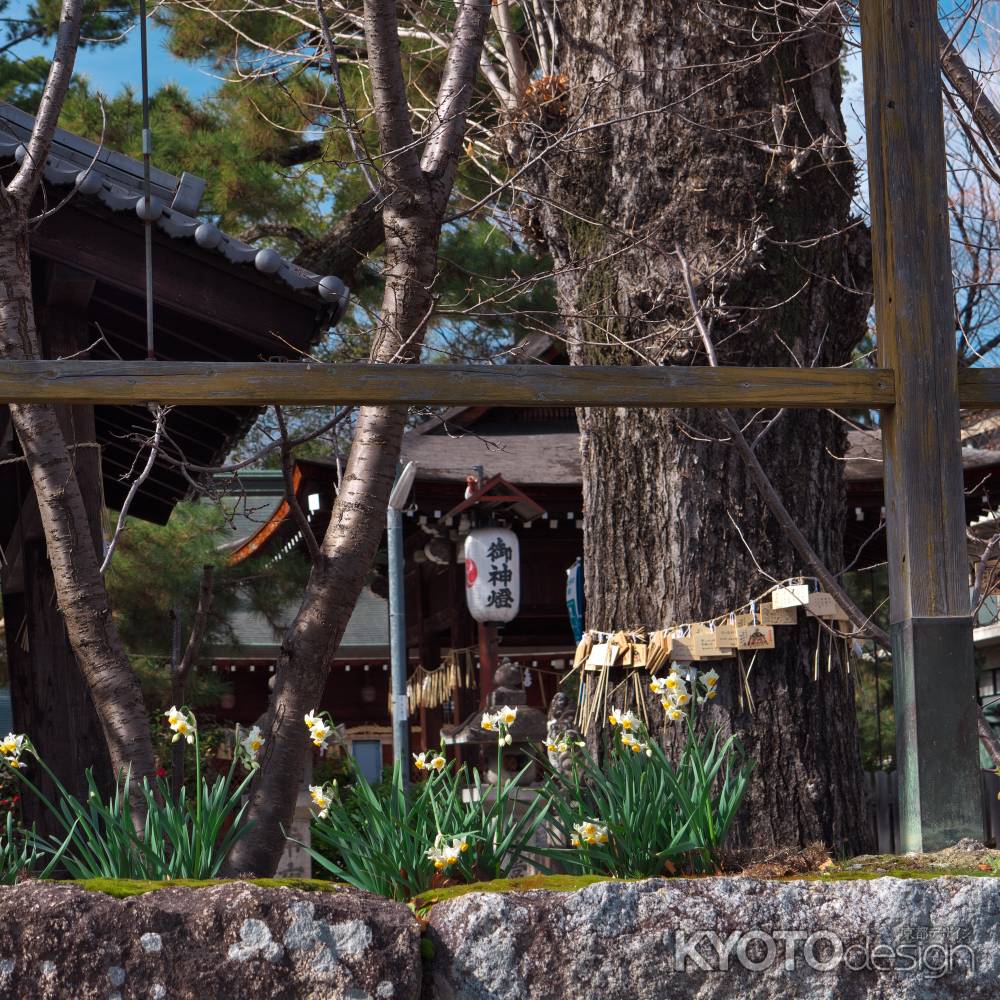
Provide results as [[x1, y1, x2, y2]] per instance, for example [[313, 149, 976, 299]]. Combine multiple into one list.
[[441, 473, 546, 524]]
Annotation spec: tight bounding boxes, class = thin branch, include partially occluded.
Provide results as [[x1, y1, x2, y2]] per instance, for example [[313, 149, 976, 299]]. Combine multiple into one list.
[[100, 405, 168, 574], [938, 22, 1000, 161], [421, 0, 493, 190], [7, 0, 83, 202], [315, 0, 380, 193], [676, 246, 890, 648], [175, 564, 216, 688], [361, 0, 423, 189]]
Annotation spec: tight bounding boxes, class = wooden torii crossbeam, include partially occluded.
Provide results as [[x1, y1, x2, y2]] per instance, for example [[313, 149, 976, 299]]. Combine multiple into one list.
[[0, 362, 998, 408], [0, 0, 984, 851]]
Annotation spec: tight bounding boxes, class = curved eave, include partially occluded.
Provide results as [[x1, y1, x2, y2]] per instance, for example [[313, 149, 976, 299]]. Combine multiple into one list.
[[228, 468, 302, 564]]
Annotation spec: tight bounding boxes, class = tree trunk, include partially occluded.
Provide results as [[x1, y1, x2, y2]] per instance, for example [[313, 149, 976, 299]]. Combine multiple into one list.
[[224, 208, 441, 876], [0, 206, 155, 812], [224, 0, 492, 876], [525, 1, 873, 853]]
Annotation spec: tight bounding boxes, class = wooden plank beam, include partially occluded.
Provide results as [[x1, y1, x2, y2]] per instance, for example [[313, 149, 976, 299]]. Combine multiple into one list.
[[957, 368, 1000, 408], [0, 361, 895, 408], [863, 0, 982, 850]]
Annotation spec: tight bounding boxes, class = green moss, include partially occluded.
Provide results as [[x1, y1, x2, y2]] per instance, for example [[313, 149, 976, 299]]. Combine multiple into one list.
[[61, 877, 344, 899], [411, 874, 618, 913], [420, 938, 436, 960], [785, 867, 1000, 883]]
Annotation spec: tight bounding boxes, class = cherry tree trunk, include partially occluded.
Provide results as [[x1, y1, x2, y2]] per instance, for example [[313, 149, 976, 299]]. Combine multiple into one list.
[[0, 206, 155, 816], [525, 1, 873, 852]]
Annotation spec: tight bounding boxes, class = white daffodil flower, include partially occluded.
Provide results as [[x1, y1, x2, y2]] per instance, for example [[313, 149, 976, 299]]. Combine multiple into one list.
[[608, 706, 625, 727], [241, 725, 264, 761], [166, 706, 196, 743], [619, 710, 640, 731], [310, 722, 331, 748], [429, 755, 446, 770], [701, 668, 720, 689], [412, 752, 429, 770], [309, 784, 332, 817], [649, 677, 669, 695], [480, 712, 499, 732], [304, 710, 322, 731], [426, 833, 463, 870], [571, 819, 609, 846], [498, 705, 518, 726]]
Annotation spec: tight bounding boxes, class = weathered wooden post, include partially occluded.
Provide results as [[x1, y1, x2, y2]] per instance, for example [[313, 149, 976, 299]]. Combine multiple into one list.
[[862, 0, 984, 850]]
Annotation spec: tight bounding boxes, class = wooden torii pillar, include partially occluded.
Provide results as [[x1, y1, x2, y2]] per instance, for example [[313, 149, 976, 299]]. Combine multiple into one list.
[[862, 0, 984, 850]]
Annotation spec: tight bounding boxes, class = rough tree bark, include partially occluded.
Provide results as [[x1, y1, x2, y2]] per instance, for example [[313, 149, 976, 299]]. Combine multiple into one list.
[[4, 265, 115, 837], [524, 1, 873, 853], [225, 0, 492, 876], [0, 0, 156, 812]]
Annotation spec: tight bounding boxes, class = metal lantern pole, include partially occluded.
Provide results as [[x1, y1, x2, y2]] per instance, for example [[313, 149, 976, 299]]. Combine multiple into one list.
[[388, 462, 418, 787]]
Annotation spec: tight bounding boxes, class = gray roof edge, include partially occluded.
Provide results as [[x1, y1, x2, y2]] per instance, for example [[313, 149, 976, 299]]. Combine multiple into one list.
[[0, 102, 349, 314]]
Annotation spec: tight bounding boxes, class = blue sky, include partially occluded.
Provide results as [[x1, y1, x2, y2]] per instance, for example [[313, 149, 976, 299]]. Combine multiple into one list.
[[7, 2, 217, 99]]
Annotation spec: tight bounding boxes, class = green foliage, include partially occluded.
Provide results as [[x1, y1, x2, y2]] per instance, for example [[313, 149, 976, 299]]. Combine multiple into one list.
[[0, 54, 50, 106], [104, 503, 232, 656], [0, 0, 135, 106], [304, 756, 549, 902], [847, 567, 895, 771], [0, 810, 44, 884], [57, 81, 317, 231], [135, 764, 253, 879], [5, 726, 258, 879], [541, 720, 752, 878], [131, 657, 229, 715], [102, 500, 305, 713]]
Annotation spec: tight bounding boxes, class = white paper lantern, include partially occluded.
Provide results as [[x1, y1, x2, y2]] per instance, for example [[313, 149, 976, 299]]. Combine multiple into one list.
[[464, 527, 520, 623]]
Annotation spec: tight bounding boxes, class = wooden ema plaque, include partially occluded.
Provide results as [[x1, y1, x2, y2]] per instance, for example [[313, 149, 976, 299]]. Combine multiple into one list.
[[770, 584, 809, 609], [760, 602, 797, 626], [715, 622, 739, 647], [585, 642, 616, 671], [665, 632, 695, 660], [736, 624, 776, 650], [806, 592, 845, 619]]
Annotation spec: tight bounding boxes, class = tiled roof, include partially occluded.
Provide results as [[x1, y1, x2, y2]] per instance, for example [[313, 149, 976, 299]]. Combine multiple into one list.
[[212, 471, 285, 550], [0, 102, 348, 317], [215, 587, 389, 658], [845, 428, 1000, 482]]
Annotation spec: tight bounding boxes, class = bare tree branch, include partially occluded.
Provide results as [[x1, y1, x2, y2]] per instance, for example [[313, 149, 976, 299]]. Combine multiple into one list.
[[100, 405, 168, 574], [676, 246, 889, 647], [7, 0, 83, 202]]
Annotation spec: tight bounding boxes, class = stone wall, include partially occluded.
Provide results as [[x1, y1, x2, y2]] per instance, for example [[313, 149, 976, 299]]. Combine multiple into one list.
[[0, 882, 419, 1000], [0, 876, 997, 998]]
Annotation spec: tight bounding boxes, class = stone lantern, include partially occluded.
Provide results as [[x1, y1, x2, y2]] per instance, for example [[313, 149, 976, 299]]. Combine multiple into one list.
[[442, 659, 547, 783]]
